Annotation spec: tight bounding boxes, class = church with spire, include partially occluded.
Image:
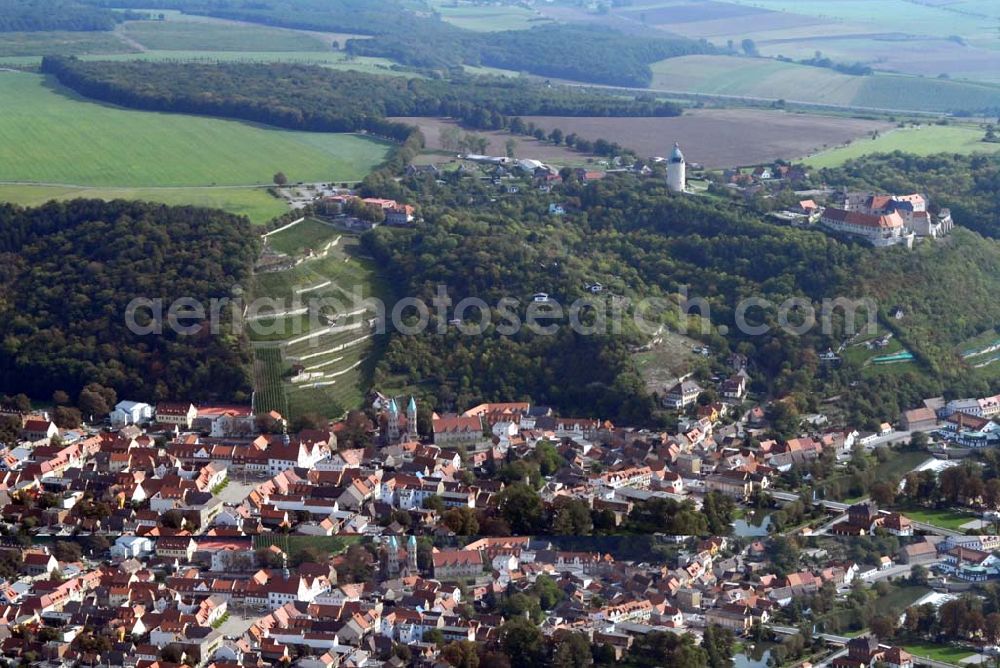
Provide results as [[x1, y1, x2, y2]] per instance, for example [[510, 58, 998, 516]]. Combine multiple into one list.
[[375, 393, 419, 446], [381, 534, 419, 578]]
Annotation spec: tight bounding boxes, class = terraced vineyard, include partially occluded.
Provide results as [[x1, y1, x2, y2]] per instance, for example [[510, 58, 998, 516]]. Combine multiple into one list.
[[249, 219, 389, 421], [252, 346, 288, 416]]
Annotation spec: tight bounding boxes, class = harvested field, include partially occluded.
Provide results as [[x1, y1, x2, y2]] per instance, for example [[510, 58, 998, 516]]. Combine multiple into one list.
[[389, 117, 589, 165], [522, 110, 892, 168]]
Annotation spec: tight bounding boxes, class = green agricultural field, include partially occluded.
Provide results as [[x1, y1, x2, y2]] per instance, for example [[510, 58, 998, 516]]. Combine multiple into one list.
[[429, 0, 553, 31], [648, 55, 1000, 113], [0, 72, 390, 188], [854, 75, 1000, 114], [122, 18, 330, 52], [0, 184, 288, 226], [806, 124, 1000, 168], [0, 30, 136, 57], [650, 55, 867, 105]]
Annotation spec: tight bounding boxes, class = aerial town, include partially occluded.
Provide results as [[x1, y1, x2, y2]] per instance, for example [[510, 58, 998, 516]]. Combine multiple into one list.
[[0, 371, 999, 667], [1, 1, 999, 667]]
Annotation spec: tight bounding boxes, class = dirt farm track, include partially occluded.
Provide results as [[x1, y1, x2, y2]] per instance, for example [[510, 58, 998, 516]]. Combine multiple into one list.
[[523, 109, 893, 168]]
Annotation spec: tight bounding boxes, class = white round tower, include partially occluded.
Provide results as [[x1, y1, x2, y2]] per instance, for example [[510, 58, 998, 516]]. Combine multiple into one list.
[[667, 141, 686, 193]]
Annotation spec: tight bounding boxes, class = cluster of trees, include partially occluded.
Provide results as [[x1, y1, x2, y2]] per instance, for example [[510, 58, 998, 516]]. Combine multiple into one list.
[[504, 116, 636, 160], [781, 53, 874, 76], [625, 493, 735, 536], [0, 1, 127, 32], [489, 622, 717, 668], [439, 126, 490, 155], [82, 0, 713, 87], [0, 200, 258, 403]]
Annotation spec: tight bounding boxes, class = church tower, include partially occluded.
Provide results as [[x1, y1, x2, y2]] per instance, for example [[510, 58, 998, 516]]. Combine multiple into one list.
[[407, 535, 418, 573], [386, 398, 400, 443], [667, 142, 686, 193], [406, 396, 418, 442], [385, 535, 400, 577]]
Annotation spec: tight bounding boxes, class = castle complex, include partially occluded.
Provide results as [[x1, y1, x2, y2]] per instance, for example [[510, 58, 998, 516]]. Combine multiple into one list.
[[820, 191, 952, 247]]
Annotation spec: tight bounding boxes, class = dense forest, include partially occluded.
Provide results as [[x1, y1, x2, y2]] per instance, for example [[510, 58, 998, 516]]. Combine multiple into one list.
[[364, 165, 1000, 427], [0, 200, 258, 403], [42, 57, 682, 145], [79, 0, 714, 86], [0, 1, 126, 32]]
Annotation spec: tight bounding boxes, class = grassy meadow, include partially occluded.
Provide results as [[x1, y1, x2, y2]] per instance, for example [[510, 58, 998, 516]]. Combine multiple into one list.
[[805, 124, 1000, 168], [0, 72, 389, 188], [121, 18, 331, 52], [0, 30, 136, 57]]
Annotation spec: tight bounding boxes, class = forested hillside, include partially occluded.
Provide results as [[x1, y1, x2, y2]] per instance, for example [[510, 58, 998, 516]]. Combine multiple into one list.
[[0, 200, 258, 402], [0, 1, 123, 32], [365, 168, 1000, 427], [79, 0, 713, 86], [41, 58, 682, 141]]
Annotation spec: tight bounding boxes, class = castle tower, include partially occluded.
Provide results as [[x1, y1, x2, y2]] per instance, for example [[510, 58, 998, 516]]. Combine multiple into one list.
[[406, 396, 418, 442], [667, 142, 686, 193], [385, 535, 400, 577], [407, 534, 418, 573], [386, 398, 400, 443]]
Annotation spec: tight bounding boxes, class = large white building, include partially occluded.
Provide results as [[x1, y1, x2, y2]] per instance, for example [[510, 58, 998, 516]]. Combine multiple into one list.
[[820, 207, 914, 247], [667, 142, 686, 193], [833, 191, 952, 242]]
